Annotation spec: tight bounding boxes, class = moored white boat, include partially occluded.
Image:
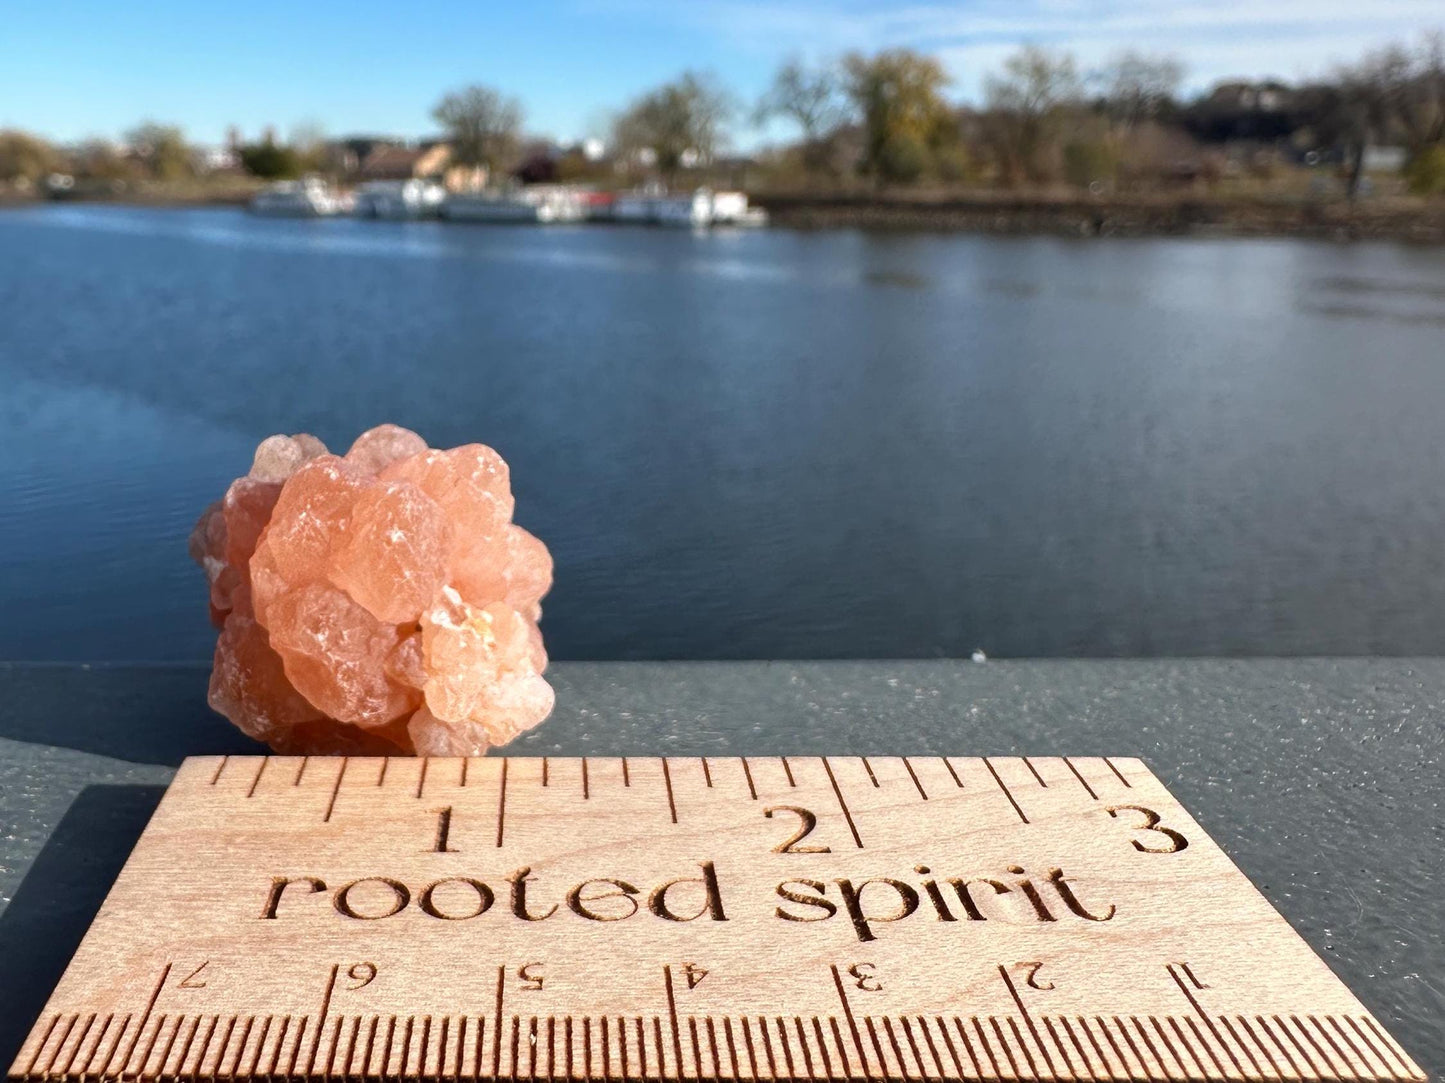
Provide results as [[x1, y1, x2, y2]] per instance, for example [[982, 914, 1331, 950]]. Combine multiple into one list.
[[354, 179, 445, 219], [654, 190, 714, 227], [608, 187, 767, 228], [249, 177, 348, 217], [708, 189, 768, 227], [442, 186, 587, 224]]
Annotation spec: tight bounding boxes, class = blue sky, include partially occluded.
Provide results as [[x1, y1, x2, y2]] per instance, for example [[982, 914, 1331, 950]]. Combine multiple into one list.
[[2, 0, 1441, 147]]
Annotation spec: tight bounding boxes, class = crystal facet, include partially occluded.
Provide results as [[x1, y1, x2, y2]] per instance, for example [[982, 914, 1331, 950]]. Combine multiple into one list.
[[191, 426, 554, 754]]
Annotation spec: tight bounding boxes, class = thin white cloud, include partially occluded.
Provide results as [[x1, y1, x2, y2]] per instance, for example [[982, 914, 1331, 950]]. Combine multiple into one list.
[[590, 0, 1443, 99]]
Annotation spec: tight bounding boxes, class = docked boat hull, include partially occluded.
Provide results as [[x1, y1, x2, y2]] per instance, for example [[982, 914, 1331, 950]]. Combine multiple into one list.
[[250, 178, 347, 217]]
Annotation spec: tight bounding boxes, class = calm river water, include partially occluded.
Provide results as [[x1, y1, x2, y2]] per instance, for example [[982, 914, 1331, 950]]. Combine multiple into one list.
[[3, 204, 1445, 661]]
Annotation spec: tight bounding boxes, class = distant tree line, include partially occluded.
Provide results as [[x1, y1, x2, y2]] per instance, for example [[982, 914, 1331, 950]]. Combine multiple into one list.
[[3, 30, 1442, 198], [749, 34, 1445, 196]]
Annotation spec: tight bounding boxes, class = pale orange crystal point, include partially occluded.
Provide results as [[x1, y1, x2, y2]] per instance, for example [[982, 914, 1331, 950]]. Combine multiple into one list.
[[420, 590, 553, 744], [250, 432, 329, 482], [346, 423, 429, 475], [193, 427, 554, 755], [503, 525, 554, 622], [221, 478, 282, 579], [407, 704, 494, 757]]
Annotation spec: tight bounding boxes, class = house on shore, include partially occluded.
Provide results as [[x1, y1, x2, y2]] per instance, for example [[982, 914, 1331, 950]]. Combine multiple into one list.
[[333, 138, 486, 191]]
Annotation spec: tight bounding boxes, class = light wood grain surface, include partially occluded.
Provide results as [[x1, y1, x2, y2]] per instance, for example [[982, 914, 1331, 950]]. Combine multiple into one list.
[[8, 756, 1425, 1082]]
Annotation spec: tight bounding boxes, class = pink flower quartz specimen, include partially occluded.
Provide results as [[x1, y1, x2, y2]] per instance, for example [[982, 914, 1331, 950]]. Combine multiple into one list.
[[189, 425, 554, 755]]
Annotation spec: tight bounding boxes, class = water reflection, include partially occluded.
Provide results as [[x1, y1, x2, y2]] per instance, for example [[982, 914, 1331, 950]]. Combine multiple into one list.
[[3, 205, 1445, 660]]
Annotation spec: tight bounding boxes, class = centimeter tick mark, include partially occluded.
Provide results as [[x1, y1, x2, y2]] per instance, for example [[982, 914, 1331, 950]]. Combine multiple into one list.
[[45, 1018, 77, 1079], [1166, 967, 1241, 1077], [829, 966, 868, 1081], [997, 967, 1056, 1075], [59, 1014, 95, 1078], [119, 964, 171, 1076], [663, 967, 684, 1075]]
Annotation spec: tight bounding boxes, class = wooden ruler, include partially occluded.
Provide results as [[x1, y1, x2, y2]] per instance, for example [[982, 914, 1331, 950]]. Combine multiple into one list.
[[9, 756, 1424, 1083]]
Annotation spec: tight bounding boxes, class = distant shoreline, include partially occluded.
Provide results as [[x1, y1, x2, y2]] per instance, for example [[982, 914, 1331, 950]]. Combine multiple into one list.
[[5, 189, 1444, 242], [753, 192, 1445, 242]]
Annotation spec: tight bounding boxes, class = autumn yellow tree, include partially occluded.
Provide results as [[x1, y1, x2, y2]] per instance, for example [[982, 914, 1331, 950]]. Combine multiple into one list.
[[841, 49, 956, 185]]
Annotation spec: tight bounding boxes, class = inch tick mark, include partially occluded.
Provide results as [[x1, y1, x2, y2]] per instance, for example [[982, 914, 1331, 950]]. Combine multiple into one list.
[[661, 758, 678, 823], [903, 757, 928, 800], [323, 758, 347, 823], [740, 758, 758, 799], [1022, 758, 1047, 786], [983, 758, 1029, 823], [246, 757, 268, 798], [496, 759, 508, 848], [1104, 757, 1133, 787], [1064, 758, 1098, 800], [821, 756, 864, 848]]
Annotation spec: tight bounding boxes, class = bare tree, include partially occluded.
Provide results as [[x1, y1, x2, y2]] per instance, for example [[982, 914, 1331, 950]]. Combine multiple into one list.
[[1391, 32, 1445, 147], [984, 46, 1083, 184], [612, 72, 734, 180], [432, 85, 524, 177], [1336, 33, 1445, 199], [756, 57, 845, 171], [1097, 51, 1185, 129]]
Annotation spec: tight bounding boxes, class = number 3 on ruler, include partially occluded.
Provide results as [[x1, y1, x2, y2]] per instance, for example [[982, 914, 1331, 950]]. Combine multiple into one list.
[[1106, 805, 1189, 853]]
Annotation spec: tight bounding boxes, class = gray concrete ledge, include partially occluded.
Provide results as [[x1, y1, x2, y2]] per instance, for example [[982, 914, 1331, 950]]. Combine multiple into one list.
[[1, 660, 1441, 1075]]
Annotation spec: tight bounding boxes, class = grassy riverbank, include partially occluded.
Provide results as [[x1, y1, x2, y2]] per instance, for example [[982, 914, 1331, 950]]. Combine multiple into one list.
[[0, 177, 261, 208], [753, 191, 1445, 241]]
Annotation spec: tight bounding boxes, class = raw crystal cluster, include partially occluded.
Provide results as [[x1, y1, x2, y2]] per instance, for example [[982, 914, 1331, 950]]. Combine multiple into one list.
[[190, 425, 554, 755]]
